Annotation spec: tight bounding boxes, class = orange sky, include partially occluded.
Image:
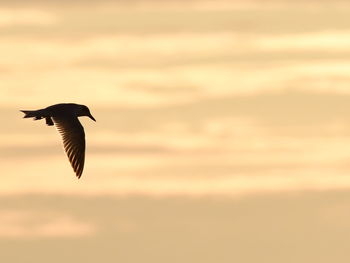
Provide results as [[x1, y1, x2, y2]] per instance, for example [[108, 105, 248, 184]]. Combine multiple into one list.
[[2, 2, 350, 262], [2, 1, 350, 196]]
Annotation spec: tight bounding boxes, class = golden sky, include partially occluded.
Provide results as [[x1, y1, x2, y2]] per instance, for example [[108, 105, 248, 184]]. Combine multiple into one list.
[[1, 1, 350, 262]]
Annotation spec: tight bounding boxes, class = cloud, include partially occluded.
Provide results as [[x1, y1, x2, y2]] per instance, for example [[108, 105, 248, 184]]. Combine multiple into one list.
[[0, 8, 57, 26], [0, 210, 95, 238], [256, 31, 350, 52]]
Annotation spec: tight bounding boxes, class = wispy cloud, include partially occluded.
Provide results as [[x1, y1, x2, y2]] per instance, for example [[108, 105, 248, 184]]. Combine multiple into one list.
[[0, 210, 95, 238], [0, 8, 57, 26], [256, 31, 350, 52]]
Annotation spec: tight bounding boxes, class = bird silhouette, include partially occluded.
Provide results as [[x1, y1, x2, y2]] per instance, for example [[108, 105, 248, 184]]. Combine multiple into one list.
[[20, 103, 96, 178]]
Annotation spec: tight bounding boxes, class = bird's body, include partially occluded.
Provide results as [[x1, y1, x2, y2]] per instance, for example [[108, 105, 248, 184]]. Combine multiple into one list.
[[21, 103, 96, 178]]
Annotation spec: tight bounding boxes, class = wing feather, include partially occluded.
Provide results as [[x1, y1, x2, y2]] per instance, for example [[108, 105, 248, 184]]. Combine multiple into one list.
[[53, 116, 86, 178]]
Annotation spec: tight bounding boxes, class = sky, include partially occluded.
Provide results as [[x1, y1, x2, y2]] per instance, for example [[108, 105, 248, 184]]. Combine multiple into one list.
[[1, 0, 350, 262]]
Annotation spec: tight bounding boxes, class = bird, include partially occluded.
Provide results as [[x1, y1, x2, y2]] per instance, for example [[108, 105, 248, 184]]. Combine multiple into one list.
[[20, 103, 96, 179]]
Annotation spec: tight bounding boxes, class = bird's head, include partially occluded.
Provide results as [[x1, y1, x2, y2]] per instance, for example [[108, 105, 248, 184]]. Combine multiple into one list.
[[77, 105, 96, 121]]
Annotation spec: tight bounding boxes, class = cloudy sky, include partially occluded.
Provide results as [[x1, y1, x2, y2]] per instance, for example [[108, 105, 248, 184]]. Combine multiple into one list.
[[1, 1, 350, 262]]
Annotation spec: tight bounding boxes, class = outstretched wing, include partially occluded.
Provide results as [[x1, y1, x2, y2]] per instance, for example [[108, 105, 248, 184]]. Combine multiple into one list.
[[53, 116, 86, 178]]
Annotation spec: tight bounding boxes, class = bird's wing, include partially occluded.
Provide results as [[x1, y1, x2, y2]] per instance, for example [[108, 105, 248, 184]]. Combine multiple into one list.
[[52, 116, 86, 178]]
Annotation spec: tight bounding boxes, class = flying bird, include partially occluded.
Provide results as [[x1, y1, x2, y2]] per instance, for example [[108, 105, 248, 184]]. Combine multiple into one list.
[[20, 103, 96, 178]]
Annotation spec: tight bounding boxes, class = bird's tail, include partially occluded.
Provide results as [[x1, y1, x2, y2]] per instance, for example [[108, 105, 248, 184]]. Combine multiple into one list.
[[20, 110, 44, 120]]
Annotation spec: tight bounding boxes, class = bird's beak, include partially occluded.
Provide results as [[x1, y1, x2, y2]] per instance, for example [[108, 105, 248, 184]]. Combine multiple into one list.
[[88, 113, 96, 122]]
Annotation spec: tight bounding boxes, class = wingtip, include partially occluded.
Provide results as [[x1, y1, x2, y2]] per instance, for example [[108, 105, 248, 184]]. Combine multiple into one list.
[[76, 170, 83, 179]]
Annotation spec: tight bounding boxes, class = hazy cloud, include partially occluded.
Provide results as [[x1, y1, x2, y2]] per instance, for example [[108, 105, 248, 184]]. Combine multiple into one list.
[[0, 210, 95, 238]]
